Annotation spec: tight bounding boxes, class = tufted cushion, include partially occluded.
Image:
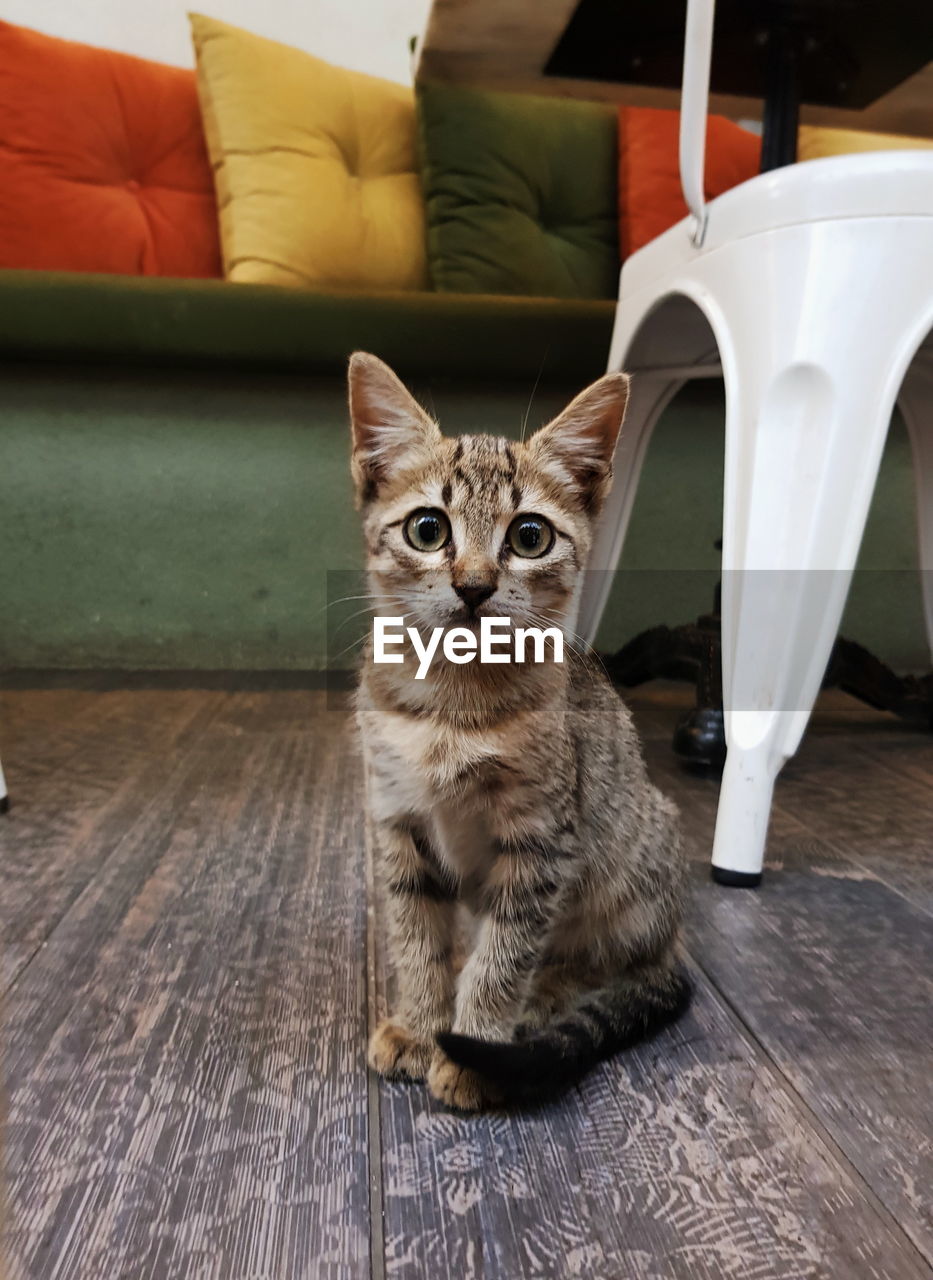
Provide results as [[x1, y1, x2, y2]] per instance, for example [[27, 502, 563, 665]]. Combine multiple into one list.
[[189, 14, 428, 291], [0, 20, 221, 277], [618, 107, 761, 257], [417, 83, 619, 299]]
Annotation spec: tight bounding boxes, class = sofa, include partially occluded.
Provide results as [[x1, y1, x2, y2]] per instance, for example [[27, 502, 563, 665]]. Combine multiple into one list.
[[0, 19, 926, 672]]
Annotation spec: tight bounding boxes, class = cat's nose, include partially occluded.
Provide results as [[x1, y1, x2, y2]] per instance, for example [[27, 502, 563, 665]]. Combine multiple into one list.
[[453, 581, 496, 610]]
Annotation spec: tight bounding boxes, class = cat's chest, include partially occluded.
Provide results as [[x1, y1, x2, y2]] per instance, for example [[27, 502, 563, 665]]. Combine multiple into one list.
[[366, 710, 507, 880], [370, 709, 505, 798], [428, 802, 495, 889]]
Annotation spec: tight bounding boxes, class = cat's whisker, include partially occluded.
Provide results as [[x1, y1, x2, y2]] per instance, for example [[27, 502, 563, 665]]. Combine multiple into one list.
[[519, 350, 549, 445], [518, 603, 594, 654], [328, 611, 421, 665], [333, 605, 421, 657], [326, 592, 377, 606], [316, 592, 380, 621], [514, 607, 592, 662], [328, 634, 369, 664], [521, 617, 604, 677], [330, 603, 380, 637]]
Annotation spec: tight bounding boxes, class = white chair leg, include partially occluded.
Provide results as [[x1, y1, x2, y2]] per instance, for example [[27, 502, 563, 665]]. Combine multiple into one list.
[[897, 341, 933, 663], [578, 374, 685, 642], [0, 755, 8, 813], [579, 281, 722, 643], [714, 351, 894, 882], [707, 219, 933, 883]]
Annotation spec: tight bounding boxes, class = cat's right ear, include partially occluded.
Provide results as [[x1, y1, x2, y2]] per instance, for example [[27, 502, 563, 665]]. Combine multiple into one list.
[[348, 352, 440, 506]]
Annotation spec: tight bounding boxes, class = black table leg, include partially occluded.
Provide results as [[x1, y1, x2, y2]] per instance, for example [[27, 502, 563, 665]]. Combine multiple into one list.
[[760, 24, 801, 171]]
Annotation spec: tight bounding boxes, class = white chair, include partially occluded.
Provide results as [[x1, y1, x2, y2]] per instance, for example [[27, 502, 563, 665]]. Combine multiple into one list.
[[578, 0, 933, 885]]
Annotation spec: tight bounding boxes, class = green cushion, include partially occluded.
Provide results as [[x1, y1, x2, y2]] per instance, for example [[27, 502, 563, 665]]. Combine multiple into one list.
[[417, 84, 619, 300], [0, 270, 616, 384]]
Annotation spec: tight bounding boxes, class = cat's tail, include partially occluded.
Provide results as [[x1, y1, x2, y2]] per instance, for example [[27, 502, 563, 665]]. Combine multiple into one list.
[[436, 963, 692, 1106]]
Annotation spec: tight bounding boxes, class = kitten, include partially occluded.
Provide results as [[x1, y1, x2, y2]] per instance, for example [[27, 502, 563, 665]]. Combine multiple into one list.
[[349, 352, 689, 1111]]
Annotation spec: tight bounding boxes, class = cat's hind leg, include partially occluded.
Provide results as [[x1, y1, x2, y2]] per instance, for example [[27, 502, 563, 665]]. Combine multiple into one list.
[[439, 952, 691, 1104], [515, 962, 589, 1038]]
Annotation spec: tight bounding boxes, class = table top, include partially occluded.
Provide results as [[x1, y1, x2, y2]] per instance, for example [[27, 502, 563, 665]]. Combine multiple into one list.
[[415, 0, 933, 139]]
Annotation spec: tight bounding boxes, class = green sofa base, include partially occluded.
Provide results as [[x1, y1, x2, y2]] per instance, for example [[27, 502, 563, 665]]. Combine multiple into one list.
[[0, 271, 617, 384], [0, 364, 926, 672]]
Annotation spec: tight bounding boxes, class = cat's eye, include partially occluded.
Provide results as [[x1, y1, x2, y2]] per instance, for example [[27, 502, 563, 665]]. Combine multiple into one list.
[[404, 508, 451, 553], [507, 514, 554, 559]]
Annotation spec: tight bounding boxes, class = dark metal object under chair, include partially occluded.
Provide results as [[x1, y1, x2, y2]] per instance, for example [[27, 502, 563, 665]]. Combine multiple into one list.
[[601, 560, 933, 781]]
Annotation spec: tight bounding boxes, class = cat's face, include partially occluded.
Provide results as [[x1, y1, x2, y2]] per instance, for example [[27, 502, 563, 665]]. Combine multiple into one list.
[[348, 353, 629, 636]]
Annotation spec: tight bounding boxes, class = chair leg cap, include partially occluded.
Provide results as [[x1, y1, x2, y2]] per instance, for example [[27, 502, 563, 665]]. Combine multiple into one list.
[[672, 707, 727, 768], [711, 866, 761, 888], [0, 795, 9, 814]]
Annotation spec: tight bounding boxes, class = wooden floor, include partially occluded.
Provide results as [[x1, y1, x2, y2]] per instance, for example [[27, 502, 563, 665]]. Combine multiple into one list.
[[1, 678, 931, 1280]]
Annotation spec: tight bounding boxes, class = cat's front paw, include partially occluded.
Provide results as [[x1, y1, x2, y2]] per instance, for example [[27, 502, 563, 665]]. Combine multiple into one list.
[[368, 1020, 434, 1082], [427, 1049, 501, 1112]]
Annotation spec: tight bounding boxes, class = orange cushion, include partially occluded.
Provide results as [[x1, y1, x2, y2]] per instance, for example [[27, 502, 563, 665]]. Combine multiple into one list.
[[0, 21, 221, 277], [618, 107, 761, 256]]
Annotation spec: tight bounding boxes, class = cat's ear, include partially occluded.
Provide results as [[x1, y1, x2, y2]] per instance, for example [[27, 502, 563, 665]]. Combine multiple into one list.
[[527, 371, 629, 512], [348, 352, 440, 505]]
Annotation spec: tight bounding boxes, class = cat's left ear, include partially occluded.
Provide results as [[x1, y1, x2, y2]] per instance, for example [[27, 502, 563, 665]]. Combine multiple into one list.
[[527, 371, 629, 512], [348, 352, 441, 505]]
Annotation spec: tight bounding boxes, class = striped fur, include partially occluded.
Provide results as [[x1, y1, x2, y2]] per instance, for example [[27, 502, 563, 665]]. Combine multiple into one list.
[[350, 353, 689, 1110]]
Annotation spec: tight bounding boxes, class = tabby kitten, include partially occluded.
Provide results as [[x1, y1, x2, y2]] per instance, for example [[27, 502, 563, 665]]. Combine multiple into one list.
[[349, 352, 689, 1111]]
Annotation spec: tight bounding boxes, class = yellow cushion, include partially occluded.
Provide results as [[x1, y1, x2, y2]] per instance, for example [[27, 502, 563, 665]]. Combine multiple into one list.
[[189, 14, 427, 290], [798, 124, 933, 161]]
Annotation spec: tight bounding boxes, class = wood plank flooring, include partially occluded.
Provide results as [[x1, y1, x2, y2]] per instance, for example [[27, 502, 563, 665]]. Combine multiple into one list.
[[1, 679, 930, 1279]]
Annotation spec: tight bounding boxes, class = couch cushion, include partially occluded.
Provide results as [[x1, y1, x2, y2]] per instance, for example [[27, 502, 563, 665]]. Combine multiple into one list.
[[618, 107, 761, 256], [189, 14, 428, 292], [0, 20, 221, 278], [0, 271, 615, 384], [797, 124, 933, 160], [417, 83, 619, 299]]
